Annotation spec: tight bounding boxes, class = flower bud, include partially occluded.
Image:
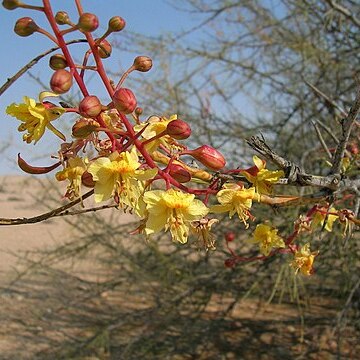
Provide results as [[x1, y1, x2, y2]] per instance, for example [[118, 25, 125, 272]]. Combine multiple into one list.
[[72, 118, 100, 139], [108, 16, 126, 32], [50, 69, 73, 94], [188, 145, 226, 171], [169, 164, 191, 183], [14, 17, 38, 37], [225, 231, 235, 242], [112, 88, 137, 114], [49, 54, 68, 70], [79, 96, 102, 117], [55, 11, 70, 25], [135, 107, 143, 116], [224, 258, 236, 268], [2, 0, 21, 10], [167, 119, 191, 140], [96, 39, 112, 58], [82, 171, 95, 187], [78, 12, 99, 32], [133, 56, 153, 72]]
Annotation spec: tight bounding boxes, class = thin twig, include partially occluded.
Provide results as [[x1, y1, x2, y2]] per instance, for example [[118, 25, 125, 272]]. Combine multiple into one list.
[[54, 203, 119, 217], [0, 189, 94, 226], [330, 87, 360, 174], [325, 0, 360, 28], [312, 120, 332, 159], [305, 81, 347, 117], [0, 39, 87, 96], [316, 119, 339, 144]]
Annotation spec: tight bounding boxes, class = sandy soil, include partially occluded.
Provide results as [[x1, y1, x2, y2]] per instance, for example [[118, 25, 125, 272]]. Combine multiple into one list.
[[0, 176, 358, 359], [0, 175, 134, 282]]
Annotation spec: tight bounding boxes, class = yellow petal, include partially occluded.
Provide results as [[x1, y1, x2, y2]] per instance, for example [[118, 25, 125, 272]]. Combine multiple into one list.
[[135, 167, 158, 181], [185, 199, 209, 221], [46, 123, 66, 141], [145, 211, 167, 234], [209, 204, 232, 214], [39, 91, 59, 102], [143, 190, 164, 209], [170, 222, 189, 244], [253, 155, 265, 170], [88, 158, 112, 181], [6, 103, 32, 121], [94, 180, 114, 202]]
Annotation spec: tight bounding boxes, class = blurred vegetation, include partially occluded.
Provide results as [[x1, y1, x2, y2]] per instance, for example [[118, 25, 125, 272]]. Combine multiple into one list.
[[1, 0, 359, 359]]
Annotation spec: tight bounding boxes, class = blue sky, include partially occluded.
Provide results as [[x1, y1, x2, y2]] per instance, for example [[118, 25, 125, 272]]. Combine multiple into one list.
[[0, 0, 195, 174]]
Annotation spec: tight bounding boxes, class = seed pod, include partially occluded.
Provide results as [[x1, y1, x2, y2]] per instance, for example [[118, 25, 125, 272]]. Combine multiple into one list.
[[133, 56, 153, 72], [112, 88, 137, 114], [78, 12, 99, 32], [49, 54, 68, 70], [79, 96, 102, 117], [188, 145, 226, 171], [14, 17, 38, 37], [108, 16, 126, 32], [50, 69, 73, 94], [167, 119, 191, 140]]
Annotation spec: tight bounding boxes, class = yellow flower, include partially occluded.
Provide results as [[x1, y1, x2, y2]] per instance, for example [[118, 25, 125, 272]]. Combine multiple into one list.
[[311, 207, 338, 232], [143, 188, 209, 244], [249, 223, 285, 256], [134, 114, 177, 152], [242, 156, 284, 195], [190, 218, 219, 251], [88, 147, 157, 216], [55, 157, 87, 200], [290, 243, 319, 276], [6, 91, 66, 144], [210, 184, 257, 227]]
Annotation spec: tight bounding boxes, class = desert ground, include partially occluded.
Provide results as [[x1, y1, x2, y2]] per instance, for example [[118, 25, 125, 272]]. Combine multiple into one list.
[[0, 176, 359, 359]]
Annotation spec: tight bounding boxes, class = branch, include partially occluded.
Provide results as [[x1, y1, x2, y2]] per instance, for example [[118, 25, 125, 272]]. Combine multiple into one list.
[[330, 87, 360, 174], [0, 39, 87, 96], [325, 0, 360, 28], [0, 189, 94, 226], [246, 135, 341, 190]]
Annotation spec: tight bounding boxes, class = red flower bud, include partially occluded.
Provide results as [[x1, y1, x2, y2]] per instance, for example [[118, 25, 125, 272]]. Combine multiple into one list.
[[78, 13, 99, 32], [108, 16, 126, 32], [112, 88, 137, 114], [96, 39, 112, 58], [2, 0, 21, 10], [133, 56, 153, 72], [55, 11, 70, 25], [79, 96, 102, 117], [49, 54, 68, 70], [167, 119, 191, 140], [225, 231, 235, 242], [14, 17, 38, 37], [224, 258, 236, 268], [188, 145, 226, 171], [169, 164, 191, 183], [135, 107, 143, 116], [50, 69, 73, 94]]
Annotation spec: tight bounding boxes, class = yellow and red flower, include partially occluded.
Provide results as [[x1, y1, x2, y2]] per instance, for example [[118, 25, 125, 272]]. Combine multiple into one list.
[[6, 91, 66, 144]]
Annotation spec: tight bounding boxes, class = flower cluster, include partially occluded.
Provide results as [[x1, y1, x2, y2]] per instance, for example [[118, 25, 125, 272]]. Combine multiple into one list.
[[4, 0, 357, 275]]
